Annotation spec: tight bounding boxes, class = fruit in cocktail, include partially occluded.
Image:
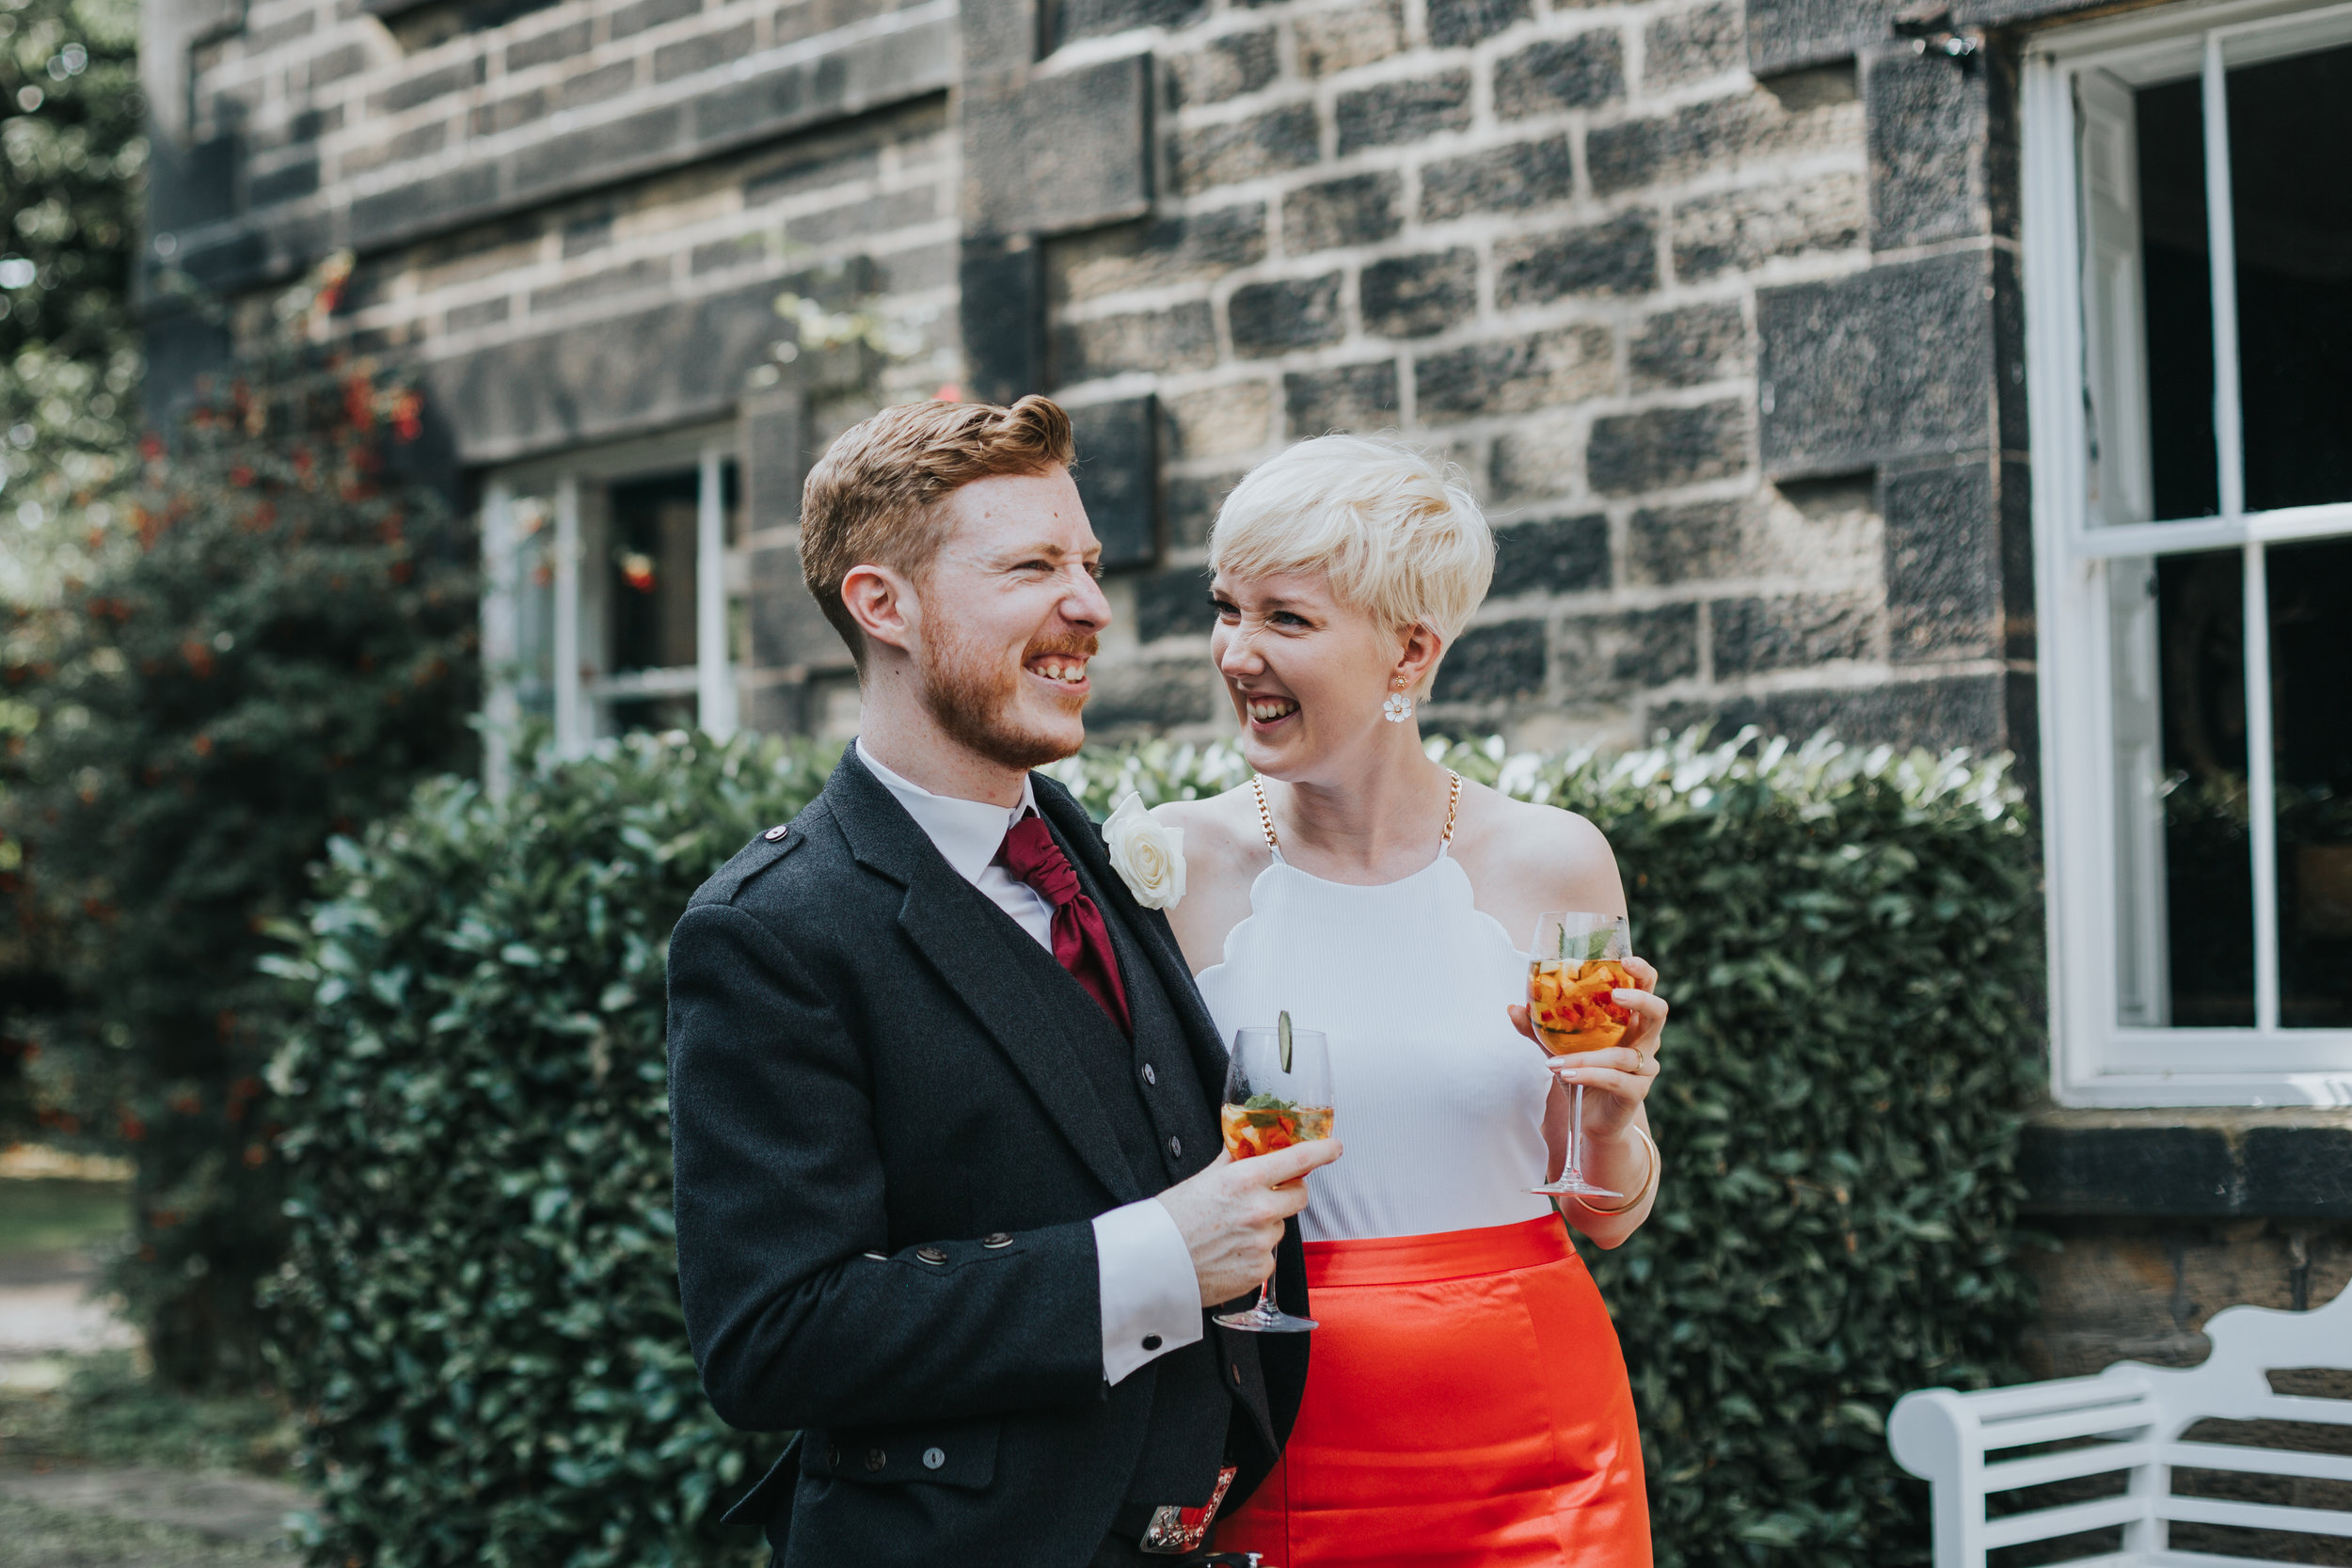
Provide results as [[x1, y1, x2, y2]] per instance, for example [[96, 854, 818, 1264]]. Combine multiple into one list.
[[1528, 958, 1637, 1053], [1220, 1094, 1336, 1161]]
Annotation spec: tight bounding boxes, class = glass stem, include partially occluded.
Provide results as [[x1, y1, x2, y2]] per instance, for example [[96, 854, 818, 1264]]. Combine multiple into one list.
[[1569, 1081, 1586, 1176]]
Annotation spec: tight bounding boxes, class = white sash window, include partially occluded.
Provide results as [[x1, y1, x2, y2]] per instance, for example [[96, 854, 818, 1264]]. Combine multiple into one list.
[[478, 428, 744, 793], [2024, 0, 2352, 1105]]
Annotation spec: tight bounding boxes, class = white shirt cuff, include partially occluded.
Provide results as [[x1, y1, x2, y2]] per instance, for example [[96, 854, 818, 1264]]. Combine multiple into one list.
[[1093, 1197, 1203, 1386]]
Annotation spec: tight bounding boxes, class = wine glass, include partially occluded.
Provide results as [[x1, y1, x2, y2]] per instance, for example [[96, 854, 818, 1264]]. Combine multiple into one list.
[[1215, 1017, 1333, 1333], [1527, 912, 1635, 1199]]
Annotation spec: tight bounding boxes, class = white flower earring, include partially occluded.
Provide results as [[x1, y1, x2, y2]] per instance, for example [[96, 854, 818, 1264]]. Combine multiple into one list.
[[1382, 676, 1415, 723]]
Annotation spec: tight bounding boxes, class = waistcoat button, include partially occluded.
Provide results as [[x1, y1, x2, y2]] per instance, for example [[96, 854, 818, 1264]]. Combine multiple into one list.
[[916, 1245, 947, 1264], [980, 1232, 1012, 1248], [922, 1447, 946, 1470], [1168, 1135, 1183, 1160], [866, 1448, 887, 1471], [1140, 1062, 1157, 1086]]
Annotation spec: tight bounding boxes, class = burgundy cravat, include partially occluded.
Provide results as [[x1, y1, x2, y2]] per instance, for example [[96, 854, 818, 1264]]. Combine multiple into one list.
[[1002, 812, 1133, 1037]]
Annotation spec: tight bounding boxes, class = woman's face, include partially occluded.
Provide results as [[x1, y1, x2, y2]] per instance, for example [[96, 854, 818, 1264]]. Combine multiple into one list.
[[1210, 567, 1413, 779]]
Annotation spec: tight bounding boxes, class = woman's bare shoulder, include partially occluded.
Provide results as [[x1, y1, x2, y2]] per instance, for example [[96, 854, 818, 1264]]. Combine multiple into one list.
[[1452, 782, 1625, 919], [1152, 787, 1267, 882]]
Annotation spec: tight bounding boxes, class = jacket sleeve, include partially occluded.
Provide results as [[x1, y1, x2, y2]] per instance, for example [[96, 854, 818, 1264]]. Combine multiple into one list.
[[667, 898, 1106, 1433]]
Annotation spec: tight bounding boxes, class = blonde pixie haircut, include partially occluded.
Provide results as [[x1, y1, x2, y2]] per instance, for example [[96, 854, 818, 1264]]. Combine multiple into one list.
[[1209, 434, 1495, 696]]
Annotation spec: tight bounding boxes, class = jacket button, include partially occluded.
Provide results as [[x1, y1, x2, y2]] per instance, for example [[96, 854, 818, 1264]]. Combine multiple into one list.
[[762, 825, 788, 842], [861, 1250, 888, 1260], [1231, 1363, 1243, 1386], [865, 1447, 887, 1472], [922, 1447, 946, 1470], [1142, 1334, 1162, 1352], [980, 1232, 1012, 1248], [1168, 1135, 1183, 1160], [916, 1245, 947, 1264], [1140, 1062, 1157, 1086]]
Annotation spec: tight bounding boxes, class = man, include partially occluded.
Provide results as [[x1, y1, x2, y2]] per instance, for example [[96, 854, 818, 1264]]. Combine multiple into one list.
[[667, 395, 1339, 1568]]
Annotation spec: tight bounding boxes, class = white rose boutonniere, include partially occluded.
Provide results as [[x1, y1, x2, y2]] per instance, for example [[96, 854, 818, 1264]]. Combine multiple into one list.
[[1103, 792, 1184, 910]]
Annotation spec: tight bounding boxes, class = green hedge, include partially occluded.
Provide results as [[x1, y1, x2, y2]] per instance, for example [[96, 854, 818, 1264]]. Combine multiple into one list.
[[270, 727, 2041, 1567]]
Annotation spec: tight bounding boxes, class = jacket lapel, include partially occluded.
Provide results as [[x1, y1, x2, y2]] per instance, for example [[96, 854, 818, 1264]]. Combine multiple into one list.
[[824, 748, 1144, 1207]]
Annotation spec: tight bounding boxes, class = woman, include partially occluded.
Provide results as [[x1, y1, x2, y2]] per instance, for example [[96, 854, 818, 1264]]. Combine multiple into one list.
[[1154, 435, 1665, 1567]]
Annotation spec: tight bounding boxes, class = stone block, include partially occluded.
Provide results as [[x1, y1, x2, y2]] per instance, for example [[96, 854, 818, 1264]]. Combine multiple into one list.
[[1494, 31, 1625, 118], [1427, 0, 1530, 49], [2019, 1126, 2240, 1216], [1645, 0, 1743, 87], [528, 257, 673, 316], [1497, 211, 1658, 305], [1493, 514, 1609, 595], [1490, 417, 1581, 502], [2242, 1127, 2352, 1218], [508, 20, 593, 71], [471, 88, 548, 135], [1051, 207, 1266, 304], [1230, 274, 1345, 357], [1048, 0, 1208, 49], [1587, 71, 1859, 197], [658, 21, 757, 83], [1167, 104, 1319, 196], [610, 0, 700, 40], [448, 296, 510, 333], [1671, 172, 1864, 280], [1285, 360, 1399, 435], [1283, 173, 1401, 253], [249, 157, 320, 208], [1555, 604, 1698, 693], [1088, 657, 1219, 729], [1756, 249, 1992, 476], [1337, 71, 1471, 156], [1881, 458, 1997, 662], [1362, 248, 1476, 339], [1866, 43, 1986, 250], [559, 60, 637, 110], [749, 543, 851, 669], [745, 137, 886, 205], [376, 57, 484, 116], [1168, 380, 1274, 457], [1744, 0, 1897, 77], [1295, 0, 1405, 78], [1417, 325, 1614, 422], [786, 185, 936, 245], [1419, 135, 1574, 222], [963, 55, 1152, 236], [1626, 497, 1742, 584], [306, 42, 373, 92], [1135, 564, 1216, 642], [1167, 469, 1245, 546], [1434, 619, 1548, 703], [350, 163, 501, 250], [959, 0, 1040, 76], [1053, 300, 1218, 382], [512, 105, 685, 198], [961, 236, 1044, 404], [691, 233, 768, 276], [1587, 398, 1749, 494], [1711, 592, 1874, 673], [1071, 396, 1160, 568], [1166, 29, 1279, 107], [1653, 672, 2007, 751], [1629, 301, 1748, 391]]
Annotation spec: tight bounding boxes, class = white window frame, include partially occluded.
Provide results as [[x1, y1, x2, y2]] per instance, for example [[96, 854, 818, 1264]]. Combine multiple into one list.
[[479, 426, 741, 794], [2024, 0, 2352, 1106]]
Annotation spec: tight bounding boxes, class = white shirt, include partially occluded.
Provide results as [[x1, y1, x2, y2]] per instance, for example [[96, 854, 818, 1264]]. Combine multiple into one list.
[[856, 739, 1202, 1386]]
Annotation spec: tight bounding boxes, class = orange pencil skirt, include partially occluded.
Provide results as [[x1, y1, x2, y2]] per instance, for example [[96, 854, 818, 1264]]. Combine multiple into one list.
[[1213, 1215, 1650, 1568]]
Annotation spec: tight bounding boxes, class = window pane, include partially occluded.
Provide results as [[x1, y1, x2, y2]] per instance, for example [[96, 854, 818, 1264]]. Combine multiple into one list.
[[2134, 76, 2219, 523], [512, 493, 557, 721], [609, 470, 700, 673], [2227, 42, 2352, 513], [2113, 549, 2255, 1026], [2272, 536, 2352, 1027]]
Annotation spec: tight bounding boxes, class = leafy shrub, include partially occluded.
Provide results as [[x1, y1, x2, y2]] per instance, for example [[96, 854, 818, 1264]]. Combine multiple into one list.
[[273, 727, 2040, 1568]]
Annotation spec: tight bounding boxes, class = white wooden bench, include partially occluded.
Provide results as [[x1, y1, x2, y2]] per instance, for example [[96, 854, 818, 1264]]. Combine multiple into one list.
[[1888, 1281, 2352, 1566]]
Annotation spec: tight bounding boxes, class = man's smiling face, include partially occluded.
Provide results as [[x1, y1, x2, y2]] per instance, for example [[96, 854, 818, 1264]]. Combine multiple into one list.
[[912, 467, 1110, 771]]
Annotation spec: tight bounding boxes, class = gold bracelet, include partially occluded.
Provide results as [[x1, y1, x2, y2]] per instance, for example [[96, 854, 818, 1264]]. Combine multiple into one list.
[[1569, 1125, 1659, 1216]]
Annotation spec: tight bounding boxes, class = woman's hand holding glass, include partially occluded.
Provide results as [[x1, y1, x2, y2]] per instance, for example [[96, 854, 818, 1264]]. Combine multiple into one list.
[[1509, 952, 1666, 1140]]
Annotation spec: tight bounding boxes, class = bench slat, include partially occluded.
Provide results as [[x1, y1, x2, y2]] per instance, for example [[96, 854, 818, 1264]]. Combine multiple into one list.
[[1982, 1441, 2153, 1494], [1980, 1495, 2148, 1549], [1978, 1404, 2161, 1453], [2162, 1496, 2352, 1538], [2168, 1441, 2352, 1484]]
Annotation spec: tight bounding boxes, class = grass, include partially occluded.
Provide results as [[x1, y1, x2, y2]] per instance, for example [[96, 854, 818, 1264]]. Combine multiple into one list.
[[0, 1492, 290, 1566], [0, 1353, 297, 1478], [0, 1179, 131, 1256]]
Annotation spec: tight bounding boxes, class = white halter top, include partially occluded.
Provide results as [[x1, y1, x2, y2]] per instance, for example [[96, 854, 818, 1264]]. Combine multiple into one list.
[[1192, 822, 1554, 1243]]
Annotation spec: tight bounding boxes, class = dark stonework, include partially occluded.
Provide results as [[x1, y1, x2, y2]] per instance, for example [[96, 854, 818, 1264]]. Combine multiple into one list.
[[1419, 135, 1574, 221], [375, 56, 485, 115], [1882, 459, 1998, 662], [1656, 672, 2008, 750], [1168, 104, 1321, 195], [1283, 173, 1402, 252], [1627, 498, 1743, 584], [1294, 0, 1406, 76], [1433, 619, 1548, 703], [1756, 249, 1991, 478], [1426, 0, 1529, 49], [1556, 605, 1700, 695], [1167, 470, 1243, 547], [1336, 71, 1472, 155], [961, 236, 1045, 405], [1361, 248, 1476, 338], [1048, 0, 1209, 50], [1166, 29, 1279, 106], [1493, 515, 1610, 596], [962, 54, 1153, 237], [1587, 76, 1852, 198], [1049, 207, 1267, 304], [1052, 300, 1218, 382], [1285, 360, 1400, 435], [738, 386, 805, 533], [656, 21, 757, 85], [249, 157, 320, 207], [1669, 173, 1863, 280], [1494, 32, 1624, 118], [1088, 657, 1220, 730], [747, 542, 850, 671], [1629, 300, 1749, 390], [2242, 1127, 2352, 1218], [1416, 325, 1613, 421], [1495, 211, 1659, 304], [1742, 0, 1898, 75], [1229, 274, 1346, 357], [1711, 593, 1875, 673], [1070, 396, 1160, 569], [1586, 399, 1751, 495], [1644, 0, 1742, 88], [1865, 44, 1985, 251], [507, 19, 592, 70], [1135, 564, 1216, 643], [2021, 1120, 2352, 1220]]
